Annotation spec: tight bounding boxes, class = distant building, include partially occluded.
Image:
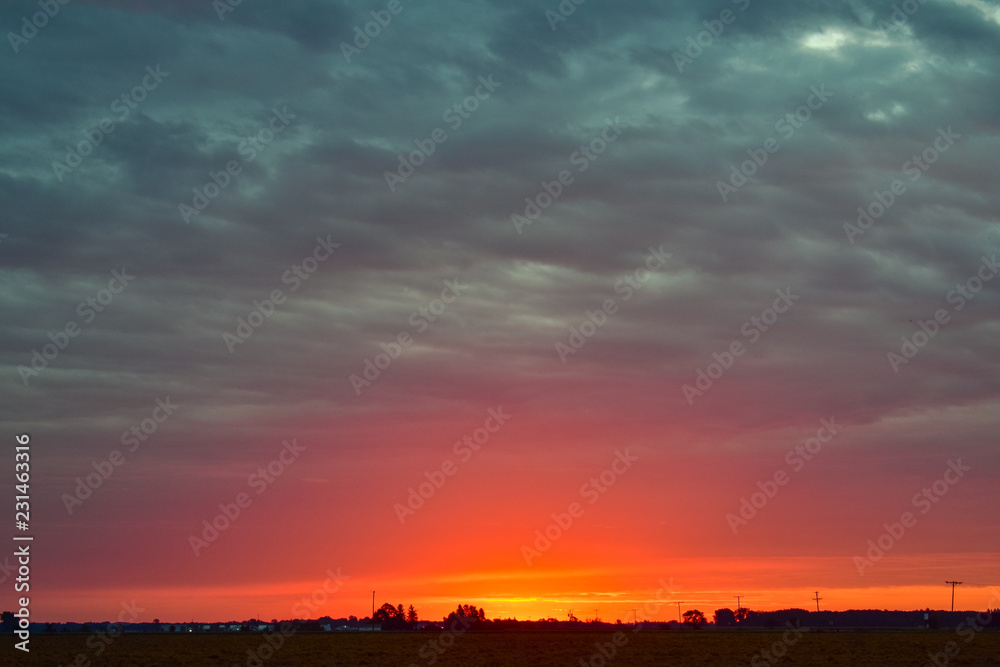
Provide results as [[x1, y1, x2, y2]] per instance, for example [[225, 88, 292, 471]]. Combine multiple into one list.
[[161, 624, 193, 633]]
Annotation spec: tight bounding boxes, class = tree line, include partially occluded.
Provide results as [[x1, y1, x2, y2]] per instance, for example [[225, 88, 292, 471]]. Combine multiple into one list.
[[371, 602, 486, 629]]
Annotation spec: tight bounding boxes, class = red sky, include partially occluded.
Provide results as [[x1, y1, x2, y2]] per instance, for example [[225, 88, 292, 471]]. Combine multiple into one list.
[[33, 392, 999, 622], [5, 0, 1000, 626]]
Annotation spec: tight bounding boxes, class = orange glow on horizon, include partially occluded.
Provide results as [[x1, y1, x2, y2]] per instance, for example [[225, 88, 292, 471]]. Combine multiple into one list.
[[38, 555, 1000, 624]]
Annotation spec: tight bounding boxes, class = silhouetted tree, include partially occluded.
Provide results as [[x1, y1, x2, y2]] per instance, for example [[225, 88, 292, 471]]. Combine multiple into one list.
[[446, 604, 485, 624], [406, 605, 418, 623], [374, 603, 412, 629], [714, 608, 736, 627], [682, 610, 706, 628], [373, 603, 399, 622]]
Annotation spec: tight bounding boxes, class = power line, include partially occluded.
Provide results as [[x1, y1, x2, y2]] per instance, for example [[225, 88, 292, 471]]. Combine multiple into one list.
[[945, 581, 963, 612]]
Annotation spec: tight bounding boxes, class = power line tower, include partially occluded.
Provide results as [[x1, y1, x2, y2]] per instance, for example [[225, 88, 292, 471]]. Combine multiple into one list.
[[813, 591, 822, 612], [632, 609, 638, 626], [676, 601, 684, 623], [945, 581, 963, 612], [733, 595, 743, 619]]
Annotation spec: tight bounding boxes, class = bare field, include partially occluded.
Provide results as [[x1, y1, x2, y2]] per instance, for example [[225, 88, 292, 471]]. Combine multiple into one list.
[[8, 630, 1000, 667]]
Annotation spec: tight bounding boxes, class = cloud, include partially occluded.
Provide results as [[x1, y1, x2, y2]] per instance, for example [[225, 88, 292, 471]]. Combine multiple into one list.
[[2, 0, 998, 621]]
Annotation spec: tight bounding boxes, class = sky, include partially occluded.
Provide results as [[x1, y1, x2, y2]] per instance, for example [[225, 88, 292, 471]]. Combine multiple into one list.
[[1, 0, 999, 624]]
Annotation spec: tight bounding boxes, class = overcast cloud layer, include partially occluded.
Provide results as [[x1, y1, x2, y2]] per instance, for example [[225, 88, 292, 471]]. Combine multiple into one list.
[[2, 0, 999, 622]]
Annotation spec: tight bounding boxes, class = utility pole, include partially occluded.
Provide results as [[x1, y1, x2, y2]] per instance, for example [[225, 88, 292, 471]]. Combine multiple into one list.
[[813, 591, 822, 613], [945, 581, 963, 612], [676, 601, 684, 623]]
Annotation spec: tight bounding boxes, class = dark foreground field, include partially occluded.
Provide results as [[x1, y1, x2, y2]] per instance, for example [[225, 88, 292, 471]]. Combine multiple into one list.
[[9, 630, 1000, 667]]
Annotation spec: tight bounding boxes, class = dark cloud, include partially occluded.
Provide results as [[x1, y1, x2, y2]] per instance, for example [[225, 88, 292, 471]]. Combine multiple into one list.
[[2, 0, 998, 618]]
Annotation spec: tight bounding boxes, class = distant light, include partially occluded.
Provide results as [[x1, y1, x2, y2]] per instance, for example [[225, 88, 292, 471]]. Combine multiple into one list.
[[802, 31, 847, 51]]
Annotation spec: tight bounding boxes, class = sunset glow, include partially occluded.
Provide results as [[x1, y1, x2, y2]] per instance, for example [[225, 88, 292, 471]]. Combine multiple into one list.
[[3, 0, 998, 635]]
